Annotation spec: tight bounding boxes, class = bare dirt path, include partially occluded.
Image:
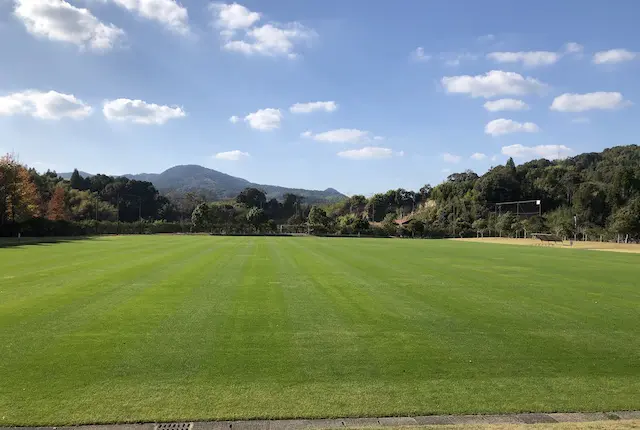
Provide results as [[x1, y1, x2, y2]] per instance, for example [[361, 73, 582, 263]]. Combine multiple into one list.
[[453, 238, 640, 254]]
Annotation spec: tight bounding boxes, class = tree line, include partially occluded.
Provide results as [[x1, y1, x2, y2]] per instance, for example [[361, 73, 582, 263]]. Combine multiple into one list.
[[190, 145, 640, 241], [0, 154, 185, 229], [2, 145, 640, 240]]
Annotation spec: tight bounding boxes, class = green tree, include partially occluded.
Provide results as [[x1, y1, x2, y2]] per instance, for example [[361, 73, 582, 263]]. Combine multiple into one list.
[[546, 206, 575, 238], [0, 154, 19, 224], [609, 197, 640, 241], [308, 206, 328, 226], [246, 207, 266, 230], [365, 193, 386, 221], [522, 215, 545, 237], [475, 166, 520, 204], [573, 182, 608, 225], [406, 219, 424, 237], [287, 212, 305, 225], [236, 188, 267, 208], [352, 217, 370, 233], [496, 212, 517, 237], [381, 213, 398, 236], [157, 198, 180, 222], [69, 169, 88, 191], [506, 157, 517, 175], [191, 203, 212, 232], [348, 195, 367, 214], [419, 184, 433, 203], [472, 218, 487, 237], [336, 214, 369, 234]]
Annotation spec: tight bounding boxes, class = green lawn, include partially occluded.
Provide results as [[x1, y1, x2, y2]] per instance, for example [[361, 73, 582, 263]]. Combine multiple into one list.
[[1, 236, 639, 426]]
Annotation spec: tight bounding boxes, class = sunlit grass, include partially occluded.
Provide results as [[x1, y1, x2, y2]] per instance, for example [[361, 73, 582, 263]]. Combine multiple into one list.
[[1, 236, 639, 425]]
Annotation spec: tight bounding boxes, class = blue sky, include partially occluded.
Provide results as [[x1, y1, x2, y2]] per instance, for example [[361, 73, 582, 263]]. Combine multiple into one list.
[[1, 0, 639, 195]]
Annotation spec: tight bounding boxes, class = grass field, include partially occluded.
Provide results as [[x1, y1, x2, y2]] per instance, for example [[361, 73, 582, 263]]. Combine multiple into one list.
[[1, 236, 639, 426]]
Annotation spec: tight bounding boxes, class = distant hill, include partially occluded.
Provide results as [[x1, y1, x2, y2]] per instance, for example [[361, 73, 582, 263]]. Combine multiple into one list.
[[61, 165, 346, 203]]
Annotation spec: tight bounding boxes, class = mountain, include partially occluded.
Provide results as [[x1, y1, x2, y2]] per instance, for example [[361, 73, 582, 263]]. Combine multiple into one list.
[[62, 165, 347, 203]]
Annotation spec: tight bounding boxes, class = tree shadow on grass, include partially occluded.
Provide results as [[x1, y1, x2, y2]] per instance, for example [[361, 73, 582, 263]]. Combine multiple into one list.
[[0, 236, 97, 249]]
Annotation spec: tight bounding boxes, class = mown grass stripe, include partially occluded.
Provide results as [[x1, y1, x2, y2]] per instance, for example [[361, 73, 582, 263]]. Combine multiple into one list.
[[0, 236, 639, 425]]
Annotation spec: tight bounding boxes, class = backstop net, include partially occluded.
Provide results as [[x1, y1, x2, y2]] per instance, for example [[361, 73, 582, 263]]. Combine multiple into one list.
[[494, 200, 542, 218]]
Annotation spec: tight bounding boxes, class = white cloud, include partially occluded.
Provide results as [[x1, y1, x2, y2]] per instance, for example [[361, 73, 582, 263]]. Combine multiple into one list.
[[483, 98, 529, 112], [487, 51, 560, 67], [485, 118, 540, 136], [223, 23, 314, 58], [13, 0, 125, 51], [337, 147, 399, 160], [0, 90, 92, 119], [593, 49, 637, 64], [441, 70, 546, 98], [244, 108, 282, 131], [373, 135, 384, 141], [215, 150, 250, 161], [210, 3, 260, 32], [304, 128, 370, 143], [443, 153, 461, 163], [564, 42, 584, 54], [411, 47, 430, 62], [211, 3, 314, 58], [289, 101, 337, 114], [550, 92, 631, 112], [502, 144, 572, 160], [229, 115, 240, 123], [300, 130, 313, 138], [103, 99, 185, 124], [108, 0, 189, 34], [471, 152, 487, 160]]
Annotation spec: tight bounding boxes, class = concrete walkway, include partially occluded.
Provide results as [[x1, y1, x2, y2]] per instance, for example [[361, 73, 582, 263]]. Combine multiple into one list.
[[3, 411, 640, 430]]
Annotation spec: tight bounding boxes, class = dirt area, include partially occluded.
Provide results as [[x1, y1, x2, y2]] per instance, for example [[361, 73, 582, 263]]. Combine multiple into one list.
[[454, 237, 640, 254]]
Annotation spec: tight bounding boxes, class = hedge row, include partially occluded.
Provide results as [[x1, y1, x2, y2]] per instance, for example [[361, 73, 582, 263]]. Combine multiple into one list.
[[0, 219, 191, 237]]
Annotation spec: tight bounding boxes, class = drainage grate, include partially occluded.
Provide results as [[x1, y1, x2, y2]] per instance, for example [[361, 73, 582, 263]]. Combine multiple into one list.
[[154, 423, 193, 430]]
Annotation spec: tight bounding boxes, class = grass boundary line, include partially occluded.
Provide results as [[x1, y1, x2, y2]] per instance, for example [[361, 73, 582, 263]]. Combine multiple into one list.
[[2, 411, 639, 430]]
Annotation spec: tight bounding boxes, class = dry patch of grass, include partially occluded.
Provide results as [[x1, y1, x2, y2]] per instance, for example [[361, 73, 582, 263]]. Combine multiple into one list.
[[454, 238, 640, 254]]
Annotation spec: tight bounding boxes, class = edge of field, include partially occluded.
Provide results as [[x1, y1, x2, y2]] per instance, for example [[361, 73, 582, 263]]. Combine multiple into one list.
[[355, 421, 640, 430], [344, 421, 640, 430], [1, 416, 639, 430], [451, 238, 640, 254]]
